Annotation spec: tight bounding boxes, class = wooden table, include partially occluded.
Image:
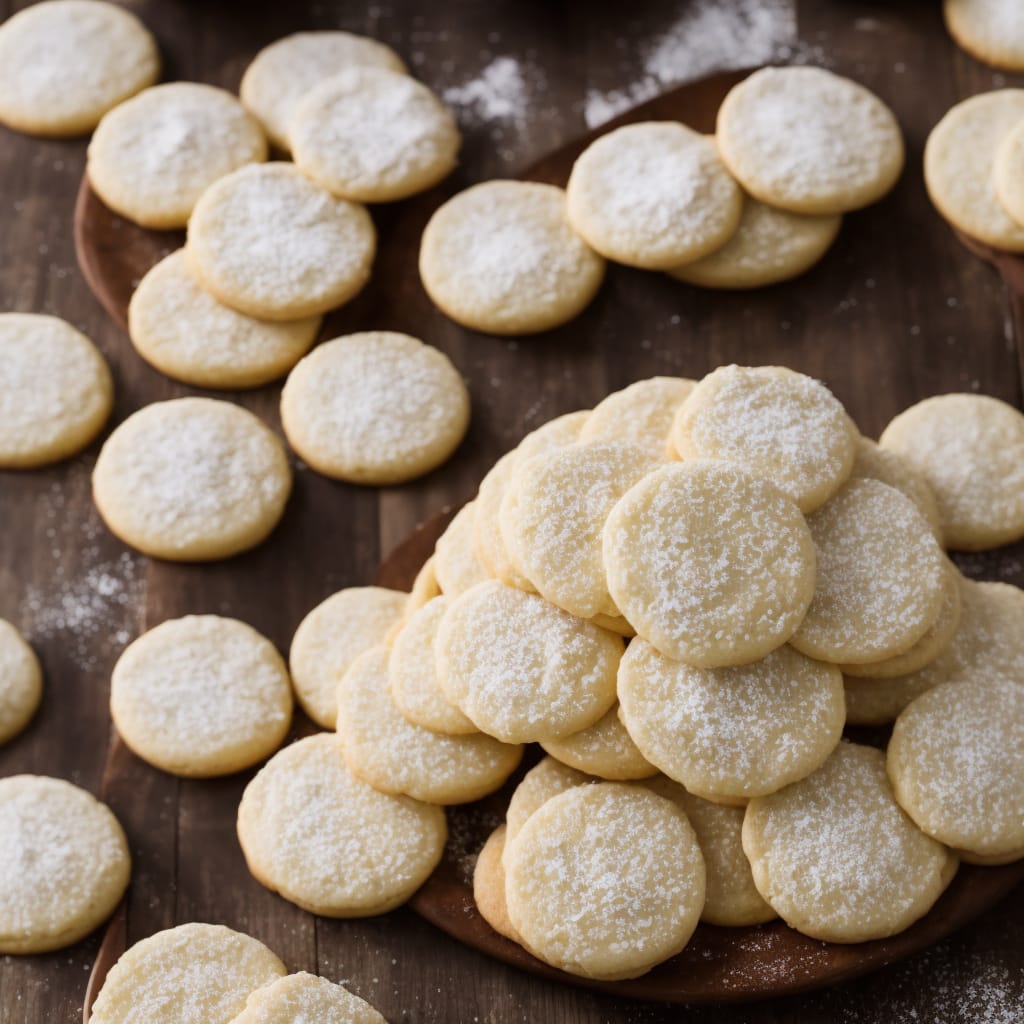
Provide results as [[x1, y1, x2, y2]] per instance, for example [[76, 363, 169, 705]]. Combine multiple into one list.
[[2, 0, 1023, 1020]]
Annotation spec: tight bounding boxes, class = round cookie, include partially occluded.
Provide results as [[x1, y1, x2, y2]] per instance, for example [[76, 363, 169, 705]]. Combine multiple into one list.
[[669, 196, 841, 289], [0, 775, 130, 954], [473, 452, 537, 592], [924, 90, 1024, 251], [566, 122, 742, 269], [388, 597, 477, 735], [280, 332, 469, 485], [889, 677, 1024, 865], [501, 441, 659, 619], [337, 646, 522, 803], [237, 733, 446, 915], [0, 619, 42, 745], [435, 581, 623, 743], [230, 972, 386, 1024], [671, 364, 858, 514], [110, 615, 292, 777], [405, 555, 441, 617], [92, 397, 292, 561], [619, 641, 844, 802], [791, 479, 947, 664], [420, 181, 605, 335], [995, 118, 1024, 228], [879, 393, 1024, 550], [289, 586, 406, 729], [0, 313, 112, 468], [0, 0, 159, 137], [473, 825, 520, 944], [186, 163, 376, 321], [240, 31, 407, 152], [128, 250, 320, 389], [716, 67, 904, 215], [88, 83, 267, 229], [944, 0, 1024, 71], [88, 923, 286, 1024], [290, 66, 459, 202], [504, 783, 706, 980], [540, 705, 656, 781], [742, 742, 958, 943], [516, 409, 591, 461], [434, 503, 490, 597], [504, 756, 593, 857], [578, 377, 695, 457], [603, 460, 816, 667]]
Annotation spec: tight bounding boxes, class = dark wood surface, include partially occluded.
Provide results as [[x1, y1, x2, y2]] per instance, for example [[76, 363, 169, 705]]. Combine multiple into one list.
[[2, 1, 1024, 1021]]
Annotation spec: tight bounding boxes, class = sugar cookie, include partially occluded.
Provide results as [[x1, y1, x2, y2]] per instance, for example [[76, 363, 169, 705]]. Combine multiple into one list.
[[619, 641, 844, 802], [502, 442, 659, 619], [337, 646, 522, 803], [791, 479, 947, 664], [879, 393, 1024, 550], [280, 332, 469, 484], [505, 783, 705, 980], [92, 398, 292, 561], [406, 555, 441, 616], [504, 756, 592, 857], [230, 972, 386, 1024], [0, 619, 42, 745], [995, 118, 1024, 228], [289, 586, 406, 729], [186, 163, 376, 321], [0, 313, 112, 468], [88, 83, 267, 229], [473, 825, 520, 943], [110, 615, 292, 777], [540, 705, 656, 781], [240, 31, 407, 152], [924, 90, 1024, 251], [389, 597, 477, 735], [290, 67, 459, 202], [128, 251, 320, 390], [669, 196, 841, 289], [436, 581, 622, 743], [515, 410, 591, 461], [0, 0, 159, 137], [238, 733, 446, 915], [742, 743, 957, 943], [717, 67, 904, 215], [434, 503, 490, 597], [473, 452, 537, 591], [0, 775, 130, 954], [566, 122, 742, 268], [944, 0, 1024, 71], [671, 365, 857, 513], [578, 377, 695, 457], [420, 181, 606, 334], [88, 923, 285, 1024], [603, 461, 816, 667]]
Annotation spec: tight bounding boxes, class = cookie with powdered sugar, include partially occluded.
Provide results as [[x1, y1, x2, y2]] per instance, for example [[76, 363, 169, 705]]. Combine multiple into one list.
[[473, 452, 538, 592], [503, 756, 593, 861], [405, 555, 441, 618], [577, 377, 695, 457], [540, 704, 656, 781], [473, 825, 521, 944], [230, 972, 386, 1024], [433, 503, 491, 598], [0, 620, 42, 746], [944, 0, 1024, 71]]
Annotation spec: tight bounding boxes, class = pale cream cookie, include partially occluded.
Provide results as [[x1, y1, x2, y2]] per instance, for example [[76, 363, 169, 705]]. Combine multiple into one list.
[[671, 364, 857, 513], [0, 619, 42, 745], [619, 641, 844, 803], [240, 31, 407, 152], [791, 479, 947, 664], [230, 972, 386, 1024], [566, 122, 742, 268], [924, 90, 1024, 251], [516, 410, 591, 459], [337, 646, 523, 803], [289, 586, 406, 729], [435, 581, 623, 743], [504, 756, 593, 858], [88, 83, 267, 229], [0, 775, 130, 954], [504, 783, 706, 980], [92, 398, 292, 561], [405, 555, 441, 617], [577, 378, 695, 457], [603, 461, 816, 667], [742, 742, 958, 943], [540, 705, 656, 781], [110, 615, 292, 778], [944, 0, 1024, 71], [237, 733, 446, 915], [0, 313, 112, 468], [280, 331, 469, 485], [879, 393, 1024, 550], [128, 250, 320, 390], [669, 196, 841, 289], [995, 117, 1024, 227], [0, 0, 159, 137], [501, 441, 659, 619], [290, 66, 459, 202], [420, 181, 605, 335], [716, 67, 904, 215], [186, 163, 376, 321], [473, 452, 537, 592], [434, 503, 490, 597], [88, 923, 286, 1024], [473, 825, 520, 944]]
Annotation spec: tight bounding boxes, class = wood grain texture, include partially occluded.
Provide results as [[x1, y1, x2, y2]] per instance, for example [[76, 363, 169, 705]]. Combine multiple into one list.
[[2, 1, 1023, 1021]]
